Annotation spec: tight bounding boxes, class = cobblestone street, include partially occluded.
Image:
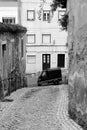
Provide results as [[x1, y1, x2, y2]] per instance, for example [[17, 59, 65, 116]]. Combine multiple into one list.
[[0, 85, 83, 130]]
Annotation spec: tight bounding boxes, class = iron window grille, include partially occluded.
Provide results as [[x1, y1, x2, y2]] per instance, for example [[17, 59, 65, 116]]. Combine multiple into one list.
[[2, 17, 15, 24], [43, 10, 50, 21]]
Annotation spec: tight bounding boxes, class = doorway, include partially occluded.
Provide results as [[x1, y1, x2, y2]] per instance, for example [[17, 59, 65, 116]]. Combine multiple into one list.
[[42, 54, 50, 70], [57, 54, 65, 68]]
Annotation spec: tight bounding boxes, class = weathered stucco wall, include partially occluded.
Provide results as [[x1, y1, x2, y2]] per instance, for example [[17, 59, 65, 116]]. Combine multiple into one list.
[[68, 0, 87, 121], [0, 33, 26, 95]]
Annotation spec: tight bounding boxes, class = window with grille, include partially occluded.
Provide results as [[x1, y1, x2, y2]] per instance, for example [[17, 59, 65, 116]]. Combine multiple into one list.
[[27, 34, 36, 44], [43, 10, 50, 21], [2, 17, 15, 24]]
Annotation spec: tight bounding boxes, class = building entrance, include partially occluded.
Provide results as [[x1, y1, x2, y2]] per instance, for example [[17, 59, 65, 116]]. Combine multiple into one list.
[[42, 54, 50, 70]]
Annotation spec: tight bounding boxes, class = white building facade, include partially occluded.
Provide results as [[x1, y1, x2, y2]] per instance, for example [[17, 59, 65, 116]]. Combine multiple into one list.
[[19, 0, 68, 74], [0, 0, 18, 24]]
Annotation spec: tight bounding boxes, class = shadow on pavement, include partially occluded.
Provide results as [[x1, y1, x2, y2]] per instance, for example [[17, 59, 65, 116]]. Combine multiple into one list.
[[21, 88, 42, 101], [1, 98, 14, 102]]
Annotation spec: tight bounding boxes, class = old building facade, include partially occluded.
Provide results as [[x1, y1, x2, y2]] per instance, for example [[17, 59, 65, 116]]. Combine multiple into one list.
[[19, 0, 68, 74], [0, 23, 26, 98]]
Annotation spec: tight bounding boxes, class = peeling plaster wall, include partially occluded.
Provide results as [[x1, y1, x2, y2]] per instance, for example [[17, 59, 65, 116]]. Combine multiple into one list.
[[0, 33, 26, 93], [68, 0, 87, 115]]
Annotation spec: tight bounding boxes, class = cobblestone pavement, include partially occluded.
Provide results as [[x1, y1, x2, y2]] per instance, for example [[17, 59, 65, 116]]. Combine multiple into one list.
[[0, 85, 83, 130], [0, 88, 33, 118]]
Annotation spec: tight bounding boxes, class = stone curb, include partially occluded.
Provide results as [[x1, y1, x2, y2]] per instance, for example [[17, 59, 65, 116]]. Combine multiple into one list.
[[57, 85, 83, 130]]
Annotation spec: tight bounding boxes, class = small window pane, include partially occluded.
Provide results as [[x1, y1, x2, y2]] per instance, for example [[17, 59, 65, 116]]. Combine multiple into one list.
[[47, 55, 50, 63], [43, 55, 46, 63], [42, 71, 46, 77], [43, 13, 46, 20], [47, 13, 50, 20]]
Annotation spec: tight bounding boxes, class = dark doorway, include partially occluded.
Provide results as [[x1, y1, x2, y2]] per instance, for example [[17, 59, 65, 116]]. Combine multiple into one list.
[[42, 54, 50, 70], [2, 44, 6, 57], [57, 54, 65, 68]]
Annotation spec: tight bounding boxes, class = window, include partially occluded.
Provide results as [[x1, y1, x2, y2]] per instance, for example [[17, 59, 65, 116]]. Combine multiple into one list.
[[21, 39, 24, 58], [2, 17, 15, 24], [43, 10, 50, 21], [27, 34, 36, 44], [58, 10, 66, 20], [27, 10, 35, 21], [2, 44, 6, 57], [41, 71, 47, 77], [57, 54, 65, 68], [27, 55, 36, 64], [42, 34, 51, 44]]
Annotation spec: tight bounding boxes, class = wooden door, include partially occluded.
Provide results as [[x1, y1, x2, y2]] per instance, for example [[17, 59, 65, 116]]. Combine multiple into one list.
[[42, 54, 50, 70]]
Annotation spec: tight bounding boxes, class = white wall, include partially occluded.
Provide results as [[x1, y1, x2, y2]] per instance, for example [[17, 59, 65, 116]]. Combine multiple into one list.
[[21, 1, 67, 45], [0, 1, 18, 24]]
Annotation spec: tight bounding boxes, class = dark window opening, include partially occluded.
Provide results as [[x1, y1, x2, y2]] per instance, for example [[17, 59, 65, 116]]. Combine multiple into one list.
[[2, 17, 15, 24], [2, 44, 6, 57], [21, 39, 24, 58], [57, 54, 65, 68]]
